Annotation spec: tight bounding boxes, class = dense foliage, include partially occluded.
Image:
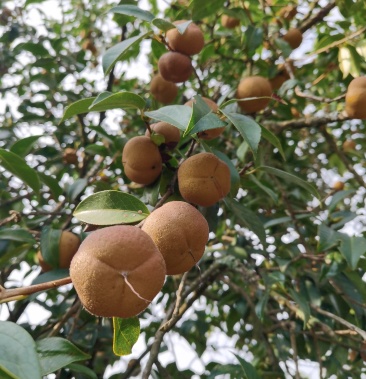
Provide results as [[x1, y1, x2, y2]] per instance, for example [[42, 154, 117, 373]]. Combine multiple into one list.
[[1, 0, 366, 378]]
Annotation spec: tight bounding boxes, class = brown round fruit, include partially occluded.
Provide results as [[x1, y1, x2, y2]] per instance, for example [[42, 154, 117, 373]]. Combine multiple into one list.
[[221, 15, 240, 29], [185, 97, 225, 140], [166, 20, 204, 56], [333, 181, 345, 191], [282, 28, 303, 49], [142, 201, 209, 275], [150, 74, 178, 104], [158, 51, 193, 83], [37, 230, 81, 272], [237, 76, 272, 113], [70, 225, 166, 318], [63, 148, 78, 165], [345, 77, 366, 119], [122, 136, 163, 185], [178, 152, 231, 207], [145, 122, 181, 149], [342, 139, 356, 152]]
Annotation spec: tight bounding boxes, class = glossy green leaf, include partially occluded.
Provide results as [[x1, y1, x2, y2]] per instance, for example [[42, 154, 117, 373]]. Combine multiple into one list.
[[40, 226, 62, 268], [191, 0, 226, 20], [145, 105, 192, 131], [258, 166, 320, 199], [60, 98, 95, 123], [109, 5, 155, 22], [38, 172, 63, 199], [234, 354, 261, 379], [259, 125, 286, 160], [89, 91, 146, 112], [67, 178, 88, 201], [66, 363, 98, 379], [0, 321, 42, 379], [84, 144, 109, 157], [37, 337, 90, 375], [328, 190, 355, 212], [73, 190, 150, 225], [248, 175, 279, 203], [10, 135, 42, 157], [289, 288, 310, 327], [102, 32, 151, 75], [338, 234, 366, 270], [224, 198, 266, 247], [151, 18, 175, 31], [113, 317, 140, 356], [317, 224, 342, 252], [221, 111, 261, 158], [0, 228, 35, 244], [0, 148, 41, 195]]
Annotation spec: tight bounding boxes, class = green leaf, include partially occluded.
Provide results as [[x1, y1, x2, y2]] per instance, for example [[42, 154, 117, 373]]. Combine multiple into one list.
[[0, 366, 18, 379], [289, 288, 310, 327], [66, 363, 98, 379], [109, 5, 155, 22], [102, 32, 151, 75], [221, 111, 261, 158], [38, 172, 63, 200], [36, 337, 90, 376], [89, 91, 146, 112], [0, 228, 36, 244], [67, 178, 88, 201], [338, 234, 366, 270], [145, 105, 192, 131], [0, 321, 42, 379], [191, 0, 226, 20], [13, 42, 49, 57], [255, 292, 269, 320], [73, 190, 150, 225], [328, 190, 355, 213], [0, 148, 41, 195], [245, 25, 263, 53], [40, 226, 62, 269], [234, 354, 261, 379], [248, 175, 279, 203], [60, 98, 95, 123], [84, 144, 109, 157], [259, 125, 286, 160], [317, 224, 342, 252], [10, 135, 42, 157], [113, 317, 140, 356], [151, 18, 175, 31], [258, 166, 320, 199], [224, 198, 266, 247]]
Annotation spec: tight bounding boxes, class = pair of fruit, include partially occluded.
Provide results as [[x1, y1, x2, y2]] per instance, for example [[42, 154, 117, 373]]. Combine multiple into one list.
[[70, 201, 209, 318], [158, 21, 204, 84]]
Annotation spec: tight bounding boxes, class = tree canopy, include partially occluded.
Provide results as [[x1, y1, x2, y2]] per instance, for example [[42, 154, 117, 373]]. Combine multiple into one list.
[[1, 0, 366, 378]]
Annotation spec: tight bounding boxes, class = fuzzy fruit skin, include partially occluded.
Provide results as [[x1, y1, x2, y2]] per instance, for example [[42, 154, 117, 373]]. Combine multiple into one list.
[[145, 122, 180, 149], [185, 97, 225, 140], [150, 74, 178, 104], [142, 201, 209, 275], [158, 52, 193, 83], [237, 76, 272, 113], [122, 136, 162, 185], [345, 77, 366, 119], [282, 28, 303, 49], [178, 152, 231, 207], [166, 20, 204, 56], [221, 15, 240, 29], [38, 231, 81, 272], [70, 225, 166, 318]]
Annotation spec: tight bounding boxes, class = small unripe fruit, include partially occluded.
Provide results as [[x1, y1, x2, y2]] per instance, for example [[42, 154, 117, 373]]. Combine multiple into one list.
[[184, 97, 225, 140], [37, 231, 81, 272], [282, 28, 303, 49], [237, 76, 272, 113], [70, 225, 166, 318], [178, 152, 231, 207], [221, 15, 240, 29], [345, 77, 366, 119], [158, 52, 193, 83], [145, 122, 181, 149], [166, 20, 204, 56], [150, 74, 178, 104], [122, 136, 162, 185], [142, 201, 209, 275], [333, 181, 345, 191]]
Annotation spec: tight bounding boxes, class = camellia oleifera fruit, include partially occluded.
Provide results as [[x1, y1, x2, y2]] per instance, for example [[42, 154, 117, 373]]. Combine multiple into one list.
[[345, 77, 366, 119], [142, 201, 209, 275], [70, 225, 166, 318], [221, 14, 240, 29], [158, 51, 193, 83], [166, 20, 204, 56], [185, 97, 226, 140], [282, 28, 303, 49], [145, 122, 181, 149], [122, 136, 162, 185], [237, 76, 272, 113], [37, 230, 81, 272], [150, 74, 178, 104], [178, 152, 231, 207]]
